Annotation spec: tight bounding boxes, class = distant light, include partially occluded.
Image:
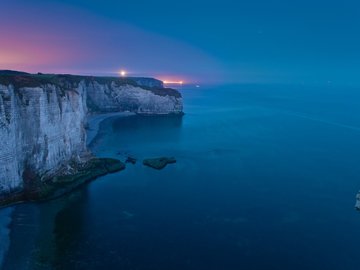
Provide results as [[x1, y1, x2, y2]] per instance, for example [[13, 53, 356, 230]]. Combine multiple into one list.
[[120, 70, 127, 77], [163, 80, 184, 85]]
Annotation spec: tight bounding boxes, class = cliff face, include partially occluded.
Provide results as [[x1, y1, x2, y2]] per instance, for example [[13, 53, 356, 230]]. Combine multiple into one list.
[[0, 83, 88, 196], [86, 81, 183, 114], [131, 77, 163, 88], [0, 73, 183, 201]]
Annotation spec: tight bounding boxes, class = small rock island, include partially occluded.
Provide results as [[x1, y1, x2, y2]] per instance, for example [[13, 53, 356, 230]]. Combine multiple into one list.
[[143, 157, 177, 170], [0, 70, 183, 206], [355, 191, 360, 211]]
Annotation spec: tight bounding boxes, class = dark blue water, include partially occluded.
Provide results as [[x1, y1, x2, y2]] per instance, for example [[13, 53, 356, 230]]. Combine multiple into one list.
[[3, 84, 360, 269]]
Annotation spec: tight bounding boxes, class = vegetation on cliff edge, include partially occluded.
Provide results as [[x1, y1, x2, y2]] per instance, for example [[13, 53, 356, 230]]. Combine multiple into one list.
[[0, 71, 181, 98]]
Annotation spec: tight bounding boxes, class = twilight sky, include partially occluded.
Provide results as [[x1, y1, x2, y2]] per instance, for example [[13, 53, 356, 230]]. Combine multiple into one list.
[[1, 0, 359, 84]]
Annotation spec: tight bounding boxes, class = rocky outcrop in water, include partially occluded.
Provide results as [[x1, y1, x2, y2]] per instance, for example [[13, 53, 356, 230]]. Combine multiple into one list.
[[0, 71, 183, 205], [143, 157, 176, 170], [355, 191, 360, 210]]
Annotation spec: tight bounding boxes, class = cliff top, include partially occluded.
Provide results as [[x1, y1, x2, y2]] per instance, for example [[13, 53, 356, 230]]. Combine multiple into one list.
[[0, 70, 181, 98]]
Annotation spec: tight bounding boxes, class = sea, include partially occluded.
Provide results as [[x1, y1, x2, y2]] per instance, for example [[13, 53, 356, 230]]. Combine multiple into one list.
[[1, 84, 360, 269]]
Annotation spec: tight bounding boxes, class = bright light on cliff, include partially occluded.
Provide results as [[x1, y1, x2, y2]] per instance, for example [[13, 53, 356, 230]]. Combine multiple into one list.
[[119, 70, 127, 77]]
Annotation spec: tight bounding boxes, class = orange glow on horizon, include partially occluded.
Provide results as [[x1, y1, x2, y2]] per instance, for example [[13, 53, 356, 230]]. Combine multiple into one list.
[[163, 80, 184, 85]]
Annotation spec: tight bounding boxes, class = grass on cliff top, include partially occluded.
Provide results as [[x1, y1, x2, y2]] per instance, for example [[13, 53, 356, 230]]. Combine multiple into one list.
[[0, 72, 181, 98]]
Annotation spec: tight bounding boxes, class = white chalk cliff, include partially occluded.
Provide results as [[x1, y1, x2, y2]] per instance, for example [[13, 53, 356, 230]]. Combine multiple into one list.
[[86, 81, 183, 114], [0, 72, 183, 202]]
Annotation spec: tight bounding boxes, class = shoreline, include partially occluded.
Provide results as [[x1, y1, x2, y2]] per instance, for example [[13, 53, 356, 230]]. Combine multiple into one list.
[[86, 112, 135, 146], [86, 112, 183, 146]]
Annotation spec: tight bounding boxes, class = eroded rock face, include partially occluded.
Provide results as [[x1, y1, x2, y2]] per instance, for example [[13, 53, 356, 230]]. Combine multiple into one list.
[[0, 73, 183, 201], [0, 82, 88, 197], [86, 81, 183, 114]]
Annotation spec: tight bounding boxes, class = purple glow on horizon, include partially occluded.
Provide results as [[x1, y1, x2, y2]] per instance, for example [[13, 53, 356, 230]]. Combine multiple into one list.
[[0, 2, 224, 83]]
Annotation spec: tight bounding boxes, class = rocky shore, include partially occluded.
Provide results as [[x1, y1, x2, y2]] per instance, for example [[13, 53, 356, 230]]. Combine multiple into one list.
[[0, 158, 125, 207], [86, 112, 135, 145]]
